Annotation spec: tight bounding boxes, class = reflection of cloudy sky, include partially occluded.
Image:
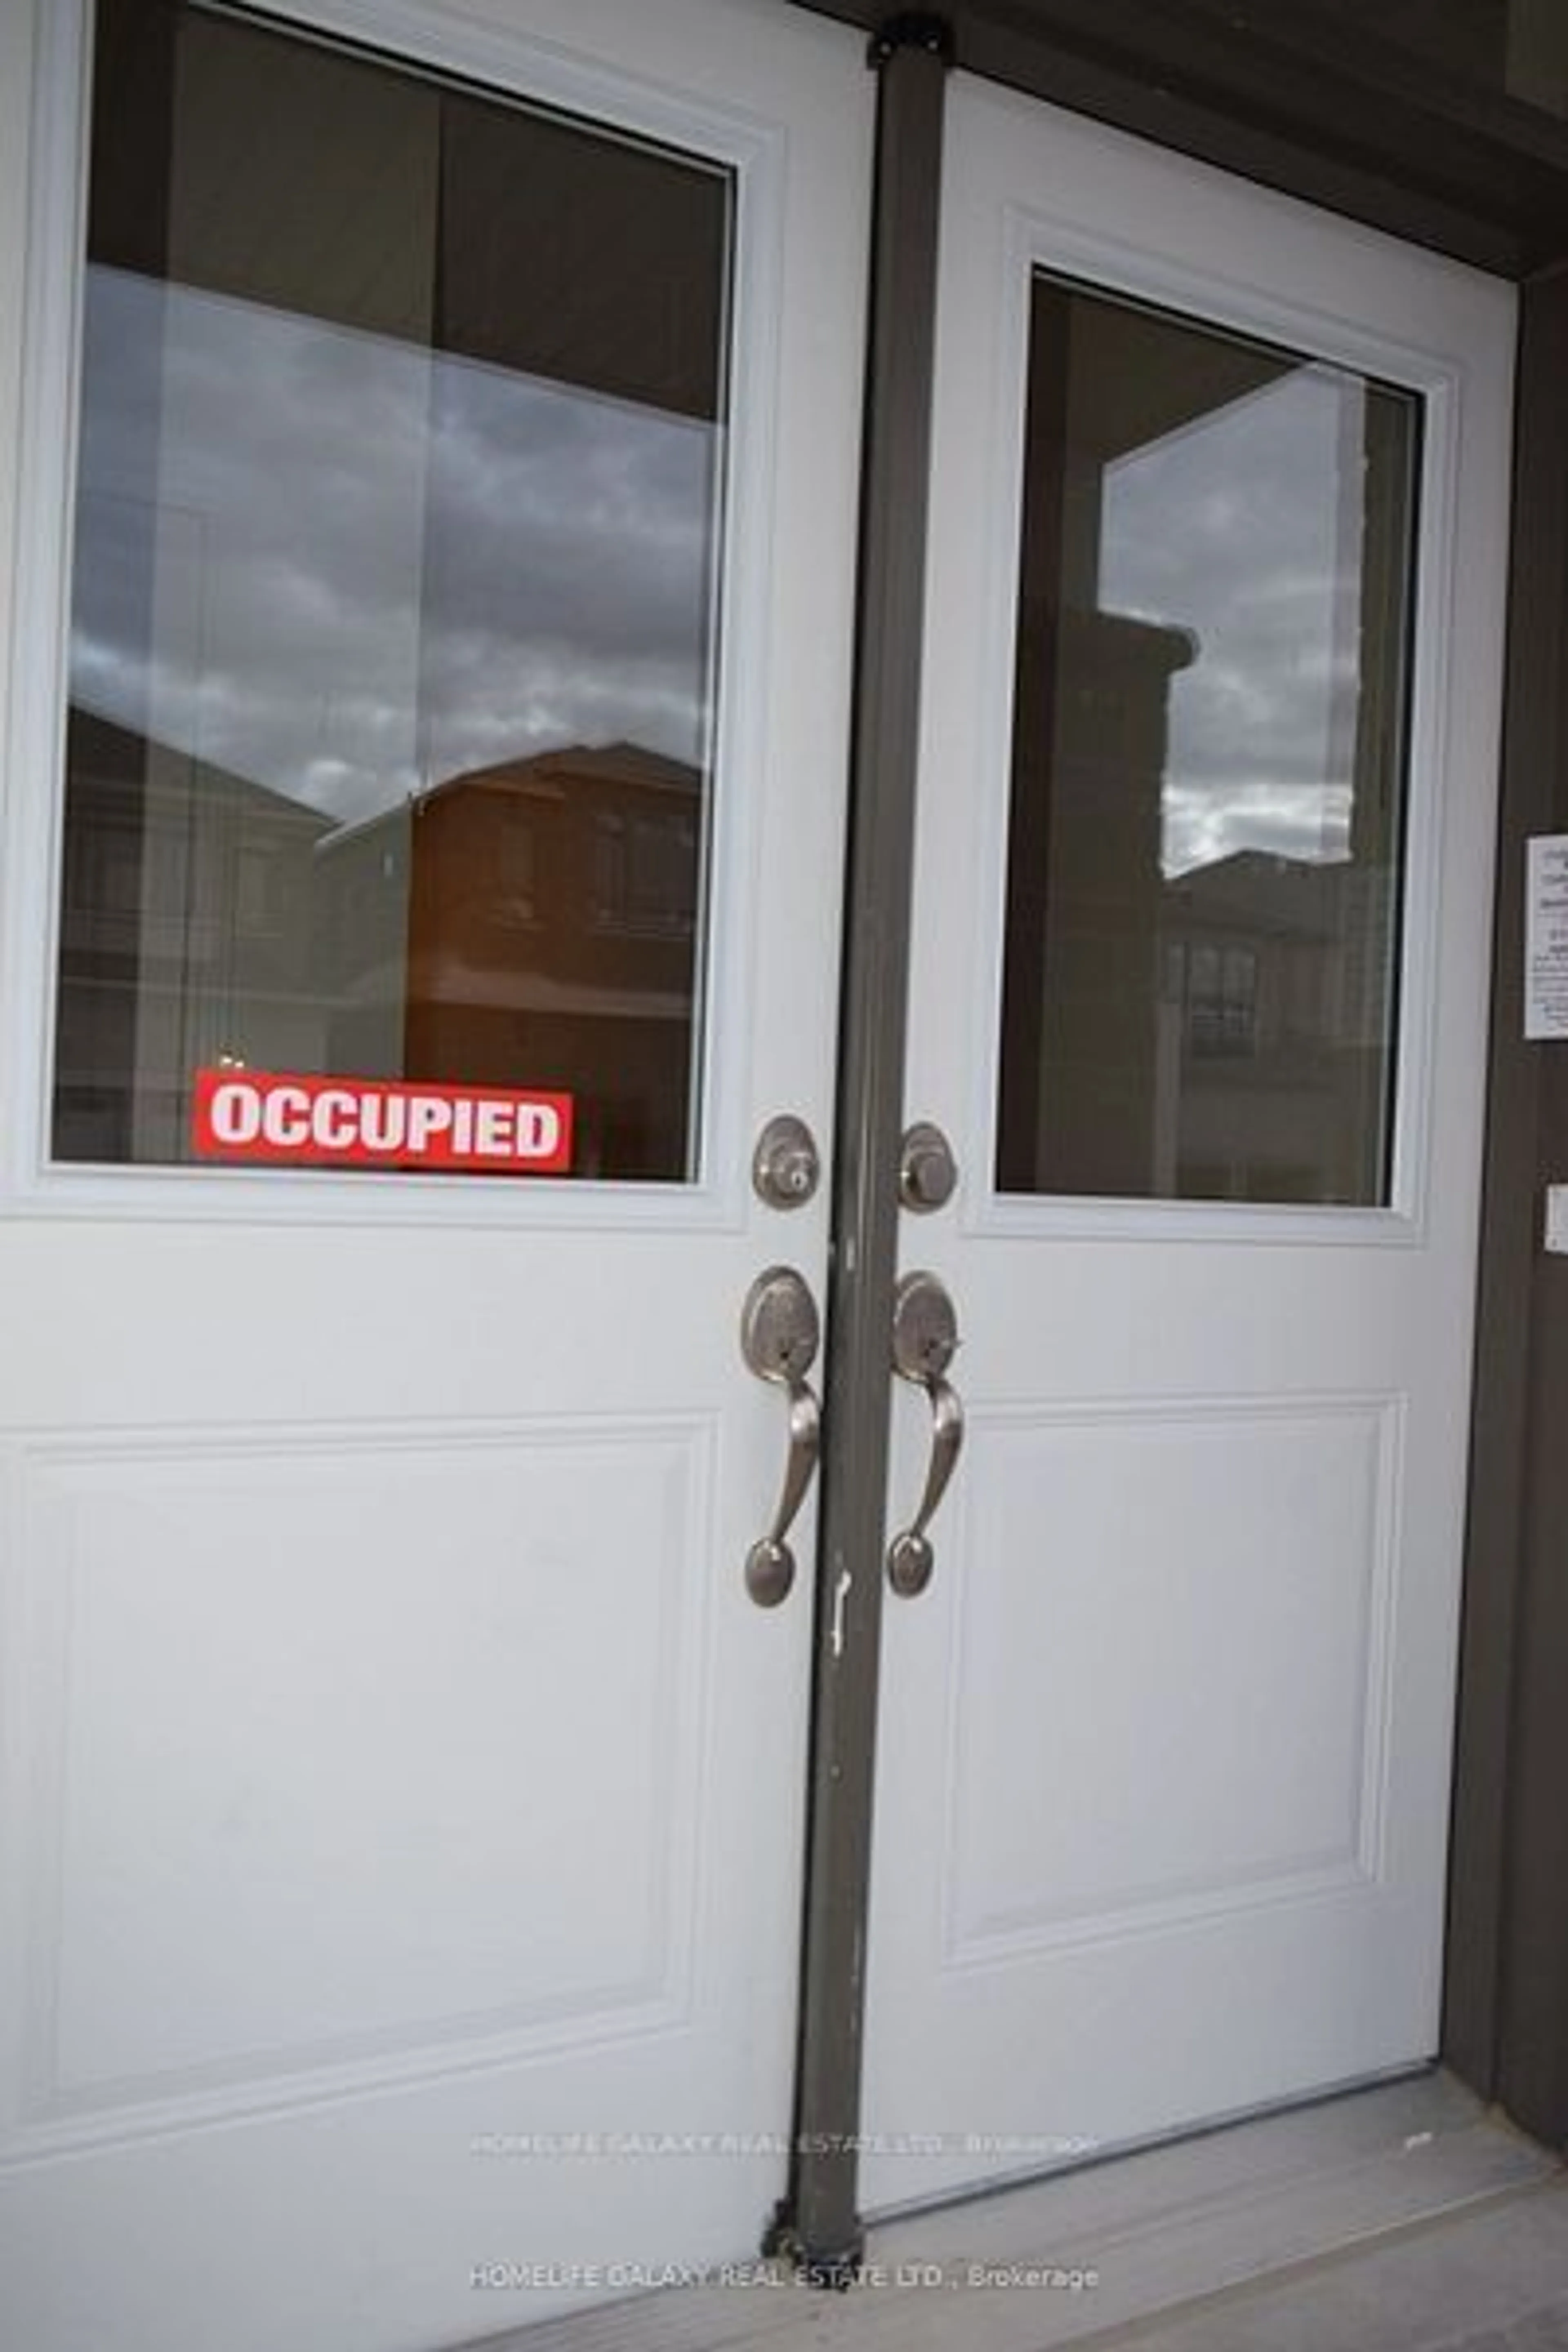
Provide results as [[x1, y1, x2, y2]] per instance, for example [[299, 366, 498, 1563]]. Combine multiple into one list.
[[70, 265, 718, 828], [1102, 366, 1375, 879]]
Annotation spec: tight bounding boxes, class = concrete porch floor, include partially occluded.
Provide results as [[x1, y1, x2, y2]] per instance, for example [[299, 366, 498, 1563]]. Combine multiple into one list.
[[466, 2072, 1568, 2352]]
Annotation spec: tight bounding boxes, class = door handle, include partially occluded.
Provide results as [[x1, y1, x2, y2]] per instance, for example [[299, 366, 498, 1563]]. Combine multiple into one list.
[[740, 1266, 823, 1607], [886, 1269, 964, 1597]]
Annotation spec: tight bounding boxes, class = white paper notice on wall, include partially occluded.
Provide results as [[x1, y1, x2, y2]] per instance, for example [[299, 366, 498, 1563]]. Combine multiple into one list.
[[1526, 835, 1568, 1040]]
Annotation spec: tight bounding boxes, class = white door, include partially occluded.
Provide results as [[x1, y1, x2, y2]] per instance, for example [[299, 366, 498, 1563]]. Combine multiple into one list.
[[0, 3, 869, 2346], [863, 76, 1514, 2212]]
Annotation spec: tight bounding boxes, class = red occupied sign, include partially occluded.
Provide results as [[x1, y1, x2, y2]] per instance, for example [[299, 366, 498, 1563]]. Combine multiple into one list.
[[192, 1070, 574, 1174]]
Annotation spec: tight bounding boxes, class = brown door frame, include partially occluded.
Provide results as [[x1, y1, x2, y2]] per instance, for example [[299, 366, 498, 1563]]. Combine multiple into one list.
[[1446, 261, 1568, 2145]]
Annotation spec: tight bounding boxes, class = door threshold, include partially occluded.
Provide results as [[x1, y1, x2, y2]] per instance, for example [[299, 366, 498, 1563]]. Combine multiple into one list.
[[859, 2056, 1442, 2229], [457, 2071, 1561, 2352]]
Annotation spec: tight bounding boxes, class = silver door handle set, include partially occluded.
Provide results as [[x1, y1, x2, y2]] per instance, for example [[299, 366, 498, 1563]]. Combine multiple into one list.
[[740, 1119, 963, 1606], [739, 1266, 823, 1608]]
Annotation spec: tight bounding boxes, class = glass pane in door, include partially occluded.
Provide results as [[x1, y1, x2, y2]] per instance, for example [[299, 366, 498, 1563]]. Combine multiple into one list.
[[995, 274, 1419, 1205], [53, 0, 731, 1180]]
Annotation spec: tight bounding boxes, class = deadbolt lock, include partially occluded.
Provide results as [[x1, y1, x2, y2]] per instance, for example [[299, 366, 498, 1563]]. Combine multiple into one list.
[[753, 1114, 821, 1210], [899, 1121, 958, 1214]]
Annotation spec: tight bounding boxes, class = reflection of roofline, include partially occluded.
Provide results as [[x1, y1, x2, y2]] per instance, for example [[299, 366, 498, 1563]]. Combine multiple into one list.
[[1061, 603, 1198, 672], [68, 701, 335, 833], [314, 802, 410, 858], [1171, 846, 1355, 885], [419, 739, 700, 807], [1165, 846, 1365, 947], [314, 739, 702, 860]]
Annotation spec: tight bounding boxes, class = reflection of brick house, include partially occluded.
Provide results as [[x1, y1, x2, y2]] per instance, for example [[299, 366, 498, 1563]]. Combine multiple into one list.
[[318, 742, 701, 1180], [56, 719, 704, 1179]]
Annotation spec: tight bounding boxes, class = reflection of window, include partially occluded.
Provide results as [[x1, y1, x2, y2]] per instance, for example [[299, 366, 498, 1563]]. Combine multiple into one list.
[[592, 813, 626, 926], [496, 811, 537, 925], [1184, 942, 1257, 1058], [628, 815, 695, 935], [235, 846, 280, 935], [145, 828, 190, 918], [590, 809, 696, 935], [67, 826, 141, 916]]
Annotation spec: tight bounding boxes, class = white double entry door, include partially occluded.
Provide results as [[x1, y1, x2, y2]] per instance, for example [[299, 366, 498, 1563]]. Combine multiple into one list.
[[0, 1, 1512, 2347]]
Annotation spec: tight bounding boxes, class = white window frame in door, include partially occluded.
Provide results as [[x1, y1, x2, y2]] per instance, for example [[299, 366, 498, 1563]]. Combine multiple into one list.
[[0, 0, 801, 1234], [918, 81, 1511, 1253]]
